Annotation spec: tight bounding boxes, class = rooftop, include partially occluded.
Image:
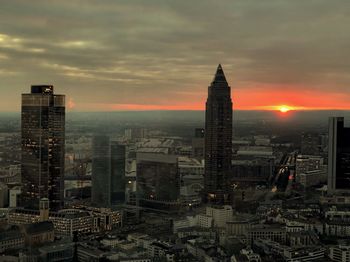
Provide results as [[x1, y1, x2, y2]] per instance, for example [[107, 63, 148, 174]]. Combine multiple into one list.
[[24, 221, 54, 235]]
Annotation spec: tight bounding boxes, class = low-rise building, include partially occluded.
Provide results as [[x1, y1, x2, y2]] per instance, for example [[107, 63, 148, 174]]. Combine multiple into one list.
[[0, 226, 25, 253], [206, 205, 233, 228], [295, 155, 324, 176], [8, 207, 122, 237], [297, 169, 327, 188], [283, 246, 326, 261], [37, 242, 74, 261], [329, 245, 350, 262], [325, 209, 350, 237], [23, 221, 54, 247], [248, 224, 287, 245]]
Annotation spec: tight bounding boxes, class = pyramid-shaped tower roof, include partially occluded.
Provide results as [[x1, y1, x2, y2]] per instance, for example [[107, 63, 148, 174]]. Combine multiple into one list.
[[212, 64, 227, 84]]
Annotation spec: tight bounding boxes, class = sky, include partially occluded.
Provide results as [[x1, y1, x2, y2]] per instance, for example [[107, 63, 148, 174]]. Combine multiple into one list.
[[0, 0, 350, 112]]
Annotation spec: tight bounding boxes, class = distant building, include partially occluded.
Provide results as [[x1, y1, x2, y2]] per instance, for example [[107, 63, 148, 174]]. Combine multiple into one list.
[[325, 209, 350, 237], [0, 226, 25, 253], [111, 142, 126, 205], [37, 242, 74, 261], [39, 198, 50, 221], [226, 214, 259, 236], [0, 182, 8, 208], [9, 186, 21, 208], [22, 221, 54, 247], [283, 246, 325, 261], [186, 238, 230, 261], [125, 128, 147, 140], [237, 248, 262, 262], [178, 157, 204, 206], [248, 224, 287, 245], [232, 159, 275, 185], [296, 154, 324, 176], [8, 207, 122, 237], [136, 153, 180, 212], [204, 64, 233, 203], [192, 128, 205, 158], [329, 245, 350, 262], [206, 205, 233, 228], [92, 136, 111, 207], [328, 117, 350, 193], [92, 136, 126, 207], [21, 85, 65, 210], [0, 164, 21, 184], [301, 132, 320, 155], [297, 169, 327, 188]]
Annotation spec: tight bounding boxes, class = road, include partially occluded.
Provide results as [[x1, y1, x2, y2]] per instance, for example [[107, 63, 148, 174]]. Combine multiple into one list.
[[271, 151, 296, 192]]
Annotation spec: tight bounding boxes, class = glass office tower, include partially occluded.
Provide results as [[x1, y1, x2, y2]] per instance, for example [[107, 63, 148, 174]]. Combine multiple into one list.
[[92, 136, 126, 207], [21, 85, 65, 210]]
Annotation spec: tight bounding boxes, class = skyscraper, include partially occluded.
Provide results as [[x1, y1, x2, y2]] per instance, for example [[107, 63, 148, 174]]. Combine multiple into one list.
[[92, 136, 111, 207], [204, 64, 233, 203], [328, 117, 350, 194], [111, 142, 126, 205], [21, 85, 65, 210], [92, 136, 126, 207]]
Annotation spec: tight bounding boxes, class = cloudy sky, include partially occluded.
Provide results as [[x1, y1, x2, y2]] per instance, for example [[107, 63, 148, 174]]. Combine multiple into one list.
[[1, 0, 350, 112]]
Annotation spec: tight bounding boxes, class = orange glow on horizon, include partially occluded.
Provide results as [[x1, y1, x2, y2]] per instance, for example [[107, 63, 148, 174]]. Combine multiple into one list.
[[69, 102, 350, 112], [259, 105, 305, 112], [67, 85, 350, 112]]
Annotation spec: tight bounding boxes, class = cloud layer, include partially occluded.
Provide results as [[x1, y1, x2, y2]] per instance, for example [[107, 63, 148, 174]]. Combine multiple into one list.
[[1, 0, 350, 111]]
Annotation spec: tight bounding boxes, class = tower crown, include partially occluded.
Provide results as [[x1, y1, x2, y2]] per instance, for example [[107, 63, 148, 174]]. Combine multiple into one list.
[[31, 85, 54, 94], [211, 64, 227, 84]]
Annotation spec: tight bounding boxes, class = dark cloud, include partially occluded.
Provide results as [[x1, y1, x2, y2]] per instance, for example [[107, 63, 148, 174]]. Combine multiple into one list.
[[0, 0, 350, 111]]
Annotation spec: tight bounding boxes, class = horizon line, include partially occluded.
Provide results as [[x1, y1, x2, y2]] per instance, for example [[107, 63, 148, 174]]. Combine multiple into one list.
[[1, 108, 350, 114]]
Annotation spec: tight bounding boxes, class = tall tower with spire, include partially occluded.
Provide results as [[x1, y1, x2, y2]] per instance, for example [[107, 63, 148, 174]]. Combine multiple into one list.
[[204, 64, 233, 203]]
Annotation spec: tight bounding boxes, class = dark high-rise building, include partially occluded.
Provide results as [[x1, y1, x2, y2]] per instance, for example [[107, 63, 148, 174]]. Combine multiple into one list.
[[92, 136, 126, 207], [204, 64, 233, 202], [136, 153, 180, 212], [21, 86, 65, 210], [111, 142, 126, 205], [92, 136, 111, 207], [328, 117, 350, 193]]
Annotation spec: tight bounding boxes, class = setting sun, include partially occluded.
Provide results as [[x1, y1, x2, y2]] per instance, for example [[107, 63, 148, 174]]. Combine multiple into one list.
[[278, 105, 292, 113]]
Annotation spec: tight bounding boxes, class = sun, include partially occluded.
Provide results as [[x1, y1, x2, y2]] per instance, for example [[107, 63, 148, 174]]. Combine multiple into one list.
[[278, 105, 291, 113]]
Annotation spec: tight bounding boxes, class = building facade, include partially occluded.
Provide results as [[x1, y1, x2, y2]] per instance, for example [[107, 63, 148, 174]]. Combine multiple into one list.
[[329, 245, 350, 262], [8, 207, 122, 237], [328, 117, 350, 193], [136, 153, 180, 211], [204, 64, 233, 203], [21, 85, 65, 211], [92, 136, 126, 207], [111, 142, 126, 205]]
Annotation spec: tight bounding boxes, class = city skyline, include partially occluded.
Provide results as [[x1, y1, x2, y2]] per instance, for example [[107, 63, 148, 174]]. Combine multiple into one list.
[[1, 0, 350, 112], [1, 1, 350, 260]]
